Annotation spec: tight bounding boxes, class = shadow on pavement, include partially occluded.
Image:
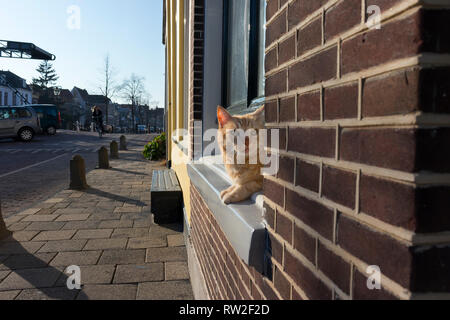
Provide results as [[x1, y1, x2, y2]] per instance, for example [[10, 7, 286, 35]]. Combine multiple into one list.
[[0, 239, 89, 300], [85, 187, 148, 207]]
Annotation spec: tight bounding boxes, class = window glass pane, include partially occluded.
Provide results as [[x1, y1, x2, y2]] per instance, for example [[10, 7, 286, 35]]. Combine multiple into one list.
[[226, 0, 250, 108], [256, 0, 266, 99]]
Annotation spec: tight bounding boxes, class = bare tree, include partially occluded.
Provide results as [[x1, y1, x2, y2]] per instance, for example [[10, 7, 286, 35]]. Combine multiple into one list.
[[121, 74, 147, 132], [98, 54, 119, 125]]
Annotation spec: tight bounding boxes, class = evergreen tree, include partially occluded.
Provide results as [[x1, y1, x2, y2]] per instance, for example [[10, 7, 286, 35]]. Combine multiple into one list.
[[32, 61, 59, 89]]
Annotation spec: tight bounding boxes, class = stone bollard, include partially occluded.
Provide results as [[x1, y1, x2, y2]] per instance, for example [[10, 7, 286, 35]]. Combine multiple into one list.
[[120, 135, 127, 151], [98, 147, 110, 169], [110, 141, 119, 159], [0, 200, 12, 241], [70, 155, 89, 190]]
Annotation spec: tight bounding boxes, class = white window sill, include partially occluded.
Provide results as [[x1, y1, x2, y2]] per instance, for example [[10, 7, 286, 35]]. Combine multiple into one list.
[[187, 157, 266, 273]]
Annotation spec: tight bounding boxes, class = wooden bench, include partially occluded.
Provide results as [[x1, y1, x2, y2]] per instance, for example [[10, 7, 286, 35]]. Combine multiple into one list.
[[151, 169, 183, 224]]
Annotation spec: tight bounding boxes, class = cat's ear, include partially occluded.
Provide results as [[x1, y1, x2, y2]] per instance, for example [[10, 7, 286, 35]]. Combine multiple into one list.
[[252, 105, 265, 122], [217, 106, 234, 127]]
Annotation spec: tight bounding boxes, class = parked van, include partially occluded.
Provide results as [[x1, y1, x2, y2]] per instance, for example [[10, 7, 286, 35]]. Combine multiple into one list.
[[0, 106, 41, 141], [25, 104, 61, 135]]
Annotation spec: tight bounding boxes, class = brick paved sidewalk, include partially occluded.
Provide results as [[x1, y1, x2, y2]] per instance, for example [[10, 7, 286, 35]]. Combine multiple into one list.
[[0, 145, 194, 300]]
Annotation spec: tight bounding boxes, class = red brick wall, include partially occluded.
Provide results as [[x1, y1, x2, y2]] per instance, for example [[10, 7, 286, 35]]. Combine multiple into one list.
[[263, 0, 450, 300], [191, 185, 283, 300], [189, 0, 204, 160]]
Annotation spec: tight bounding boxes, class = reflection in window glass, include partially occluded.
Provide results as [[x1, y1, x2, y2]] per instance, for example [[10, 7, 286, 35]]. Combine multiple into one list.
[[256, 0, 266, 99], [226, 0, 250, 109]]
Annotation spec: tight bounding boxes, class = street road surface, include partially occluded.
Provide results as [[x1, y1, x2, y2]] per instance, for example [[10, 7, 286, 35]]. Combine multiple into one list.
[[0, 130, 155, 218]]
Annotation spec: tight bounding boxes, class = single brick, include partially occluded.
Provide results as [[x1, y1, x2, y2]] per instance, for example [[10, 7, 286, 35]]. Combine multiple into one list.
[[353, 270, 398, 300], [264, 203, 276, 230], [277, 156, 295, 184], [337, 215, 412, 288], [266, 0, 279, 21], [276, 212, 293, 244], [324, 82, 358, 120], [295, 159, 320, 193], [325, 0, 361, 41], [321, 165, 357, 209], [265, 47, 278, 72], [264, 179, 285, 207], [288, 0, 327, 30], [297, 90, 321, 121], [340, 128, 416, 172], [286, 190, 334, 241], [274, 267, 291, 300], [298, 17, 322, 56], [317, 242, 351, 294], [265, 100, 278, 123], [279, 96, 296, 122], [284, 249, 332, 300], [266, 69, 287, 96], [360, 175, 417, 230], [268, 232, 283, 265], [293, 224, 316, 264], [289, 46, 337, 90], [289, 127, 336, 158], [362, 69, 421, 117], [278, 35, 296, 65], [266, 9, 287, 46]]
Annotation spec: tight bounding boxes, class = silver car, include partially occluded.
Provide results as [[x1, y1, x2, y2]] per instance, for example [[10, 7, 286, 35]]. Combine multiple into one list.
[[0, 106, 41, 142]]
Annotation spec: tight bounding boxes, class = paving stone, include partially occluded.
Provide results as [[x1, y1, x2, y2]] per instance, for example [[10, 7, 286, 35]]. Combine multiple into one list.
[[83, 238, 128, 251], [22, 215, 58, 223], [167, 234, 185, 247], [50, 251, 101, 267], [73, 229, 113, 240], [111, 228, 149, 239], [0, 270, 10, 282], [0, 290, 20, 300], [98, 220, 133, 229], [137, 281, 194, 300], [0, 268, 63, 290], [7, 222, 31, 232], [113, 263, 164, 284], [25, 222, 65, 231], [0, 253, 56, 270], [5, 215, 24, 226], [54, 208, 87, 215], [55, 214, 91, 222], [62, 220, 100, 230], [98, 249, 145, 265], [165, 262, 190, 281], [127, 237, 167, 249], [15, 287, 78, 300], [146, 247, 188, 263], [44, 198, 65, 204], [38, 240, 87, 253], [133, 219, 152, 228], [36, 208, 58, 215], [77, 284, 137, 300], [0, 241, 45, 255], [56, 265, 115, 286], [32, 230, 77, 242], [113, 207, 142, 214], [17, 208, 41, 216], [88, 213, 119, 221], [3, 231, 39, 242]]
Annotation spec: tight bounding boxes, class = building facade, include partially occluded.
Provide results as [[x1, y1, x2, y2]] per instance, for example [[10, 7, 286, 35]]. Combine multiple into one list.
[[0, 71, 32, 106], [163, 0, 450, 300]]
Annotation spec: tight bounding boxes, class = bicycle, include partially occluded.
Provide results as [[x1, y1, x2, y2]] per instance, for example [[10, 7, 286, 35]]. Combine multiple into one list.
[[94, 121, 103, 138]]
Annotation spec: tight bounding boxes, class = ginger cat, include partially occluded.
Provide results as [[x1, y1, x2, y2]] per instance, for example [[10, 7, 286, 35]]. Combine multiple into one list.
[[217, 105, 265, 204]]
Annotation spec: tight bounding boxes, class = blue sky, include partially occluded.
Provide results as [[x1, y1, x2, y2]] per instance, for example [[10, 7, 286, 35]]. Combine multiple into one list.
[[0, 0, 165, 107]]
